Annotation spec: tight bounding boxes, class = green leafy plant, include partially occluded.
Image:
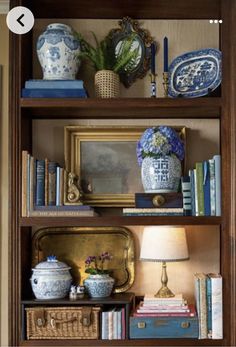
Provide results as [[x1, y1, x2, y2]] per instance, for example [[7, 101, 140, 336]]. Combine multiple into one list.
[[76, 32, 139, 74]]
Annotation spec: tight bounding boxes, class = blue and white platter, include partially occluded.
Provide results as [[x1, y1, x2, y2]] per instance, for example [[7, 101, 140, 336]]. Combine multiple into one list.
[[168, 48, 222, 98]]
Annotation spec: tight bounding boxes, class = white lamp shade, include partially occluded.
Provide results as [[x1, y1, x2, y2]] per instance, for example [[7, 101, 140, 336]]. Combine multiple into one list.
[[140, 226, 189, 262]]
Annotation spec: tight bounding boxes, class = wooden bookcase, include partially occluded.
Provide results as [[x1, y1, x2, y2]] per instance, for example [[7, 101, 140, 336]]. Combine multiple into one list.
[[9, 0, 236, 346]]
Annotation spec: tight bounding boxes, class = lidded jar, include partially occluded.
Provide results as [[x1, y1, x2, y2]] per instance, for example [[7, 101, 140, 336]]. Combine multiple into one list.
[[30, 256, 72, 300]]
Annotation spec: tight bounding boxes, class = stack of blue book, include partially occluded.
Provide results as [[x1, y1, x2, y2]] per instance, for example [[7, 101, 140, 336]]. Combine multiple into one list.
[[22, 79, 88, 98]]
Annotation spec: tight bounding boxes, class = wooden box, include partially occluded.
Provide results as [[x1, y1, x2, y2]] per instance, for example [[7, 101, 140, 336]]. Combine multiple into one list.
[[26, 306, 100, 340], [130, 316, 199, 339]]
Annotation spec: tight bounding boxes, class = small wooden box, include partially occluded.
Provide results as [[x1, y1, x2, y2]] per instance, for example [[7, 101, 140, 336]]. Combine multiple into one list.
[[26, 306, 100, 340], [130, 316, 199, 339], [135, 193, 183, 208]]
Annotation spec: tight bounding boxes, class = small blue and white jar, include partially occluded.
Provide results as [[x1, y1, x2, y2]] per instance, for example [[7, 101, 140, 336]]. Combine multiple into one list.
[[84, 274, 115, 298], [36, 23, 80, 80], [141, 155, 182, 193]]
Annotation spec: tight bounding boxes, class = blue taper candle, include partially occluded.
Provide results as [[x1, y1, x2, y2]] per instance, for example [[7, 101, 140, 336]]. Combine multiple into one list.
[[151, 43, 156, 74], [164, 37, 168, 72]]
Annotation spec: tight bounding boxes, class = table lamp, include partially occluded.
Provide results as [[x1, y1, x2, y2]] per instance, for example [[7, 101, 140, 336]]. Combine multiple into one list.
[[140, 226, 189, 298]]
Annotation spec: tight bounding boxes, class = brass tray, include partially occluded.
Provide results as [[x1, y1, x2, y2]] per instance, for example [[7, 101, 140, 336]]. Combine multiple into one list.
[[32, 227, 135, 293]]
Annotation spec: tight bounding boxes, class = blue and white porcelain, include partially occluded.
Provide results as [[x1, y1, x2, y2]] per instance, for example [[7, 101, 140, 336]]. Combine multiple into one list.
[[37, 23, 80, 80], [168, 48, 222, 98], [141, 155, 181, 193], [30, 256, 72, 300], [84, 274, 115, 298]]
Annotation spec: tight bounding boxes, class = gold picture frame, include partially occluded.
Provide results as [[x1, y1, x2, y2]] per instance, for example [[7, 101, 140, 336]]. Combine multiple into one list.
[[64, 125, 186, 207]]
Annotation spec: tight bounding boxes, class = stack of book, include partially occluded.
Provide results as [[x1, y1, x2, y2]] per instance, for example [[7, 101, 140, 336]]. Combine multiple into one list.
[[133, 294, 196, 318], [123, 193, 184, 216], [22, 150, 96, 217], [21, 79, 88, 98], [102, 307, 126, 340], [182, 155, 221, 216], [194, 273, 223, 339]]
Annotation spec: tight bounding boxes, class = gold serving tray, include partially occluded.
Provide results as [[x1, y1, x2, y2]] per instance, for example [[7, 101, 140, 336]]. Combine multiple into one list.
[[32, 226, 135, 293]]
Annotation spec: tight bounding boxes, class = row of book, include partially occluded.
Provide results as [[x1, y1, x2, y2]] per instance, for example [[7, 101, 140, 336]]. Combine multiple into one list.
[[194, 273, 222, 339], [21, 79, 88, 98], [101, 308, 126, 340], [182, 155, 221, 216], [21, 151, 96, 217], [133, 294, 196, 318]]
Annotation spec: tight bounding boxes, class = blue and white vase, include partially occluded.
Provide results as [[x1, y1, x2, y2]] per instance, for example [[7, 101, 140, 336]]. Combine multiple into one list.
[[36, 23, 80, 80], [141, 155, 181, 193], [84, 274, 115, 298]]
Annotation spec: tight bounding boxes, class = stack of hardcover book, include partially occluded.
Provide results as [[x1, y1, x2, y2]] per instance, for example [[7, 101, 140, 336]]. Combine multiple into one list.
[[194, 273, 223, 339], [21, 79, 88, 98], [123, 193, 184, 216], [21, 150, 96, 217], [101, 307, 126, 340], [133, 294, 196, 318], [182, 155, 221, 216]]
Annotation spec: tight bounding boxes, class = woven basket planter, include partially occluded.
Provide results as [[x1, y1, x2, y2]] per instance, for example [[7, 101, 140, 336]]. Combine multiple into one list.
[[95, 70, 120, 98]]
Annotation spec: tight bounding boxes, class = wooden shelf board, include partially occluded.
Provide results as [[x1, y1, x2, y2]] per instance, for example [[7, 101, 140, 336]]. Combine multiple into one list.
[[28, 0, 220, 19], [20, 338, 224, 346], [20, 97, 221, 119], [20, 216, 221, 227]]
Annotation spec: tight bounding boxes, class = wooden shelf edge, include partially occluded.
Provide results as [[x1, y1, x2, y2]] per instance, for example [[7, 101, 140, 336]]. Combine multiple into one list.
[[20, 216, 222, 227], [20, 338, 224, 346]]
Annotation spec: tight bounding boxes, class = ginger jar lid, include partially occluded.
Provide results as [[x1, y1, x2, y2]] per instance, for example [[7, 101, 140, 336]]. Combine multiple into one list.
[[33, 255, 71, 271]]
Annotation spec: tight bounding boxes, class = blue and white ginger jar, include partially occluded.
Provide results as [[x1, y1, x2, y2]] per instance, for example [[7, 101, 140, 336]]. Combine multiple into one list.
[[30, 256, 72, 300], [84, 274, 115, 298], [37, 23, 80, 80], [141, 155, 182, 193]]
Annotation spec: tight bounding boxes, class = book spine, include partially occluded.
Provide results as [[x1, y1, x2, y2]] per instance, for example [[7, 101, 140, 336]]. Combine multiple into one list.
[[206, 276, 212, 338], [28, 210, 96, 217], [25, 80, 84, 89], [108, 310, 114, 340], [102, 312, 108, 339], [194, 169, 199, 216], [213, 155, 221, 216], [123, 212, 183, 216], [203, 161, 211, 216], [117, 309, 122, 339], [137, 308, 190, 313], [35, 160, 45, 206], [21, 151, 28, 217], [59, 168, 64, 205], [195, 274, 208, 339], [44, 158, 49, 206], [189, 169, 196, 216], [33, 205, 93, 211], [196, 162, 205, 216], [133, 312, 195, 317], [22, 88, 87, 98], [181, 176, 192, 216], [27, 154, 31, 214], [56, 166, 60, 206], [113, 310, 118, 339], [209, 159, 216, 216], [48, 162, 57, 206], [29, 156, 35, 213], [211, 276, 223, 339]]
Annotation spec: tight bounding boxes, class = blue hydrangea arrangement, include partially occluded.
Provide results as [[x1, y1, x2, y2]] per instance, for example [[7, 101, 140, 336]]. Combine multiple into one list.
[[137, 126, 185, 166]]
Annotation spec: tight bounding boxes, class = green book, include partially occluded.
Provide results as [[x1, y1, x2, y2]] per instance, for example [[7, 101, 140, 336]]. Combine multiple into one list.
[[195, 162, 205, 216]]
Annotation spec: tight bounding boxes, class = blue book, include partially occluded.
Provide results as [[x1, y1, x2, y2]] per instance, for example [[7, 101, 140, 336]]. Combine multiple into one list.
[[25, 79, 84, 89], [206, 275, 212, 338], [203, 161, 211, 216], [21, 88, 87, 98], [35, 160, 45, 206], [213, 155, 221, 216]]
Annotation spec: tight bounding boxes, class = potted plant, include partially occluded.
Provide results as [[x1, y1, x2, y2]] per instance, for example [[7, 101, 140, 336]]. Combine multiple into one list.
[[137, 126, 185, 193], [83, 252, 114, 298], [77, 32, 139, 97]]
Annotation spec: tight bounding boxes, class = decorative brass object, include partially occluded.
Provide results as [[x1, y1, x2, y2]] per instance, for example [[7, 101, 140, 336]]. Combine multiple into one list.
[[181, 322, 190, 329], [108, 17, 154, 88], [163, 71, 169, 97], [152, 195, 165, 207], [155, 262, 174, 298], [64, 171, 83, 205], [32, 226, 135, 293], [64, 125, 187, 207], [138, 322, 146, 329]]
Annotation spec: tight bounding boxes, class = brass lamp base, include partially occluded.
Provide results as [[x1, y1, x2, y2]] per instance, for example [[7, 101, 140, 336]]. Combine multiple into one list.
[[154, 261, 175, 298]]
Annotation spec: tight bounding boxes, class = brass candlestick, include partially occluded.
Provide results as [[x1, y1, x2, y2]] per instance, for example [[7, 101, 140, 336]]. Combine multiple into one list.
[[163, 72, 169, 97], [150, 73, 157, 98]]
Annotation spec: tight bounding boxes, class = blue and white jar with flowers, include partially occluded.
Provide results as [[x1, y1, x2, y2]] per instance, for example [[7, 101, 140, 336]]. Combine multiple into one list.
[[137, 126, 185, 193], [37, 23, 80, 80]]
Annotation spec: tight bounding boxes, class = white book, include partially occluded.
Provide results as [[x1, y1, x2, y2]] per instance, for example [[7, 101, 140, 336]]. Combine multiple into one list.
[[144, 293, 183, 301], [101, 311, 108, 339], [208, 273, 223, 339], [213, 155, 221, 216], [194, 273, 207, 339]]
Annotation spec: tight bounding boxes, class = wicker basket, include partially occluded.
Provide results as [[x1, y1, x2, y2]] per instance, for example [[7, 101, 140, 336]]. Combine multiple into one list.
[[26, 306, 100, 339], [95, 70, 120, 98]]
